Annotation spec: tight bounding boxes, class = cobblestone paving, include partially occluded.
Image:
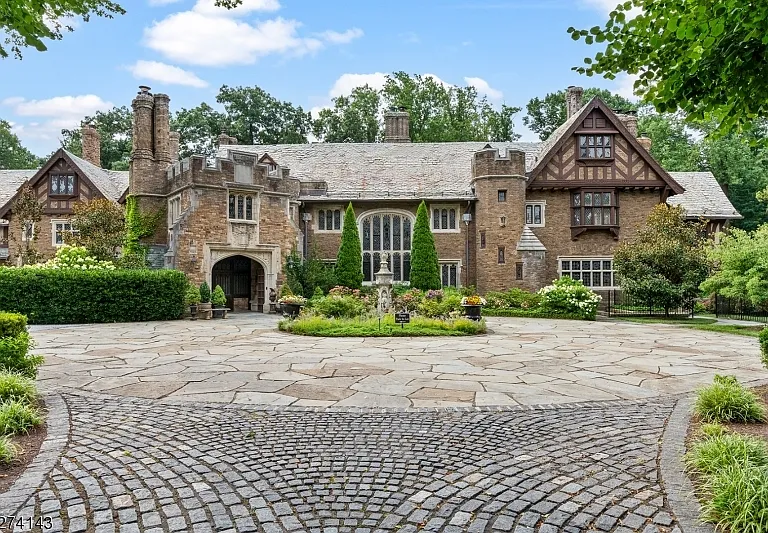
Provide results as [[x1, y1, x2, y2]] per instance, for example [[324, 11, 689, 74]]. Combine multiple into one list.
[[11, 393, 681, 532], [31, 315, 764, 408]]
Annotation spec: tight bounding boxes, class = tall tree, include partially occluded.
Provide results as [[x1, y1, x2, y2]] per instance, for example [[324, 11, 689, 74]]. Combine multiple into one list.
[[335, 203, 363, 289], [61, 106, 133, 170], [217, 85, 312, 145], [614, 204, 710, 316], [313, 86, 381, 143], [67, 199, 125, 261], [409, 201, 441, 290], [171, 103, 227, 158], [568, 0, 768, 135], [637, 113, 701, 172], [10, 184, 44, 265], [0, 119, 42, 169], [523, 88, 638, 140], [382, 72, 521, 142]]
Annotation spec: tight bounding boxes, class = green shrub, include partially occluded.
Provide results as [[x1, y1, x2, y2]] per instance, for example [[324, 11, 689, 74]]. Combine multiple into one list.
[[199, 282, 211, 303], [0, 268, 188, 324], [694, 375, 766, 423], [335, 203, 363, 289], [211, 285, 226, 307], [0, 435, 19, 464], [393, 288, 422, 312], [0, 312, 26, 338], [312, 294, 370, 319], [484, 288, 541, 310], [700, 463, 768, 533], [538, 277, 602, 319], [417, 292, 462, 318], [0, 332, 43, 378], [410, 201, 441, 290], [760, 327, 768, 368], [699, 423, 729, 439], [0, 372, 37, 404], [0, 400, 41, 435], [482, 308, 588, 320], [185, 284, 201, 305], [687, 433, 768, 477], [279, 314, 486, 337]]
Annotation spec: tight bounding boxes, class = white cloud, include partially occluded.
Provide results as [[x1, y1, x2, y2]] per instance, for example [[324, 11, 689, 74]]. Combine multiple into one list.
[[316, 28, 364, 44], [328, 72, 388, 98], [2, 95, 114, 151], [144, 0, 359, 66], [614, 73, 641, 101], [127, 60, 209, 88], [464, 76, 503, 100], [582, 0, 642, 17]]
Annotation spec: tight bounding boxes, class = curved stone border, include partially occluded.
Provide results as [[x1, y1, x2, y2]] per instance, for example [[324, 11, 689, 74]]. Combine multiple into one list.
[[659, 396, 713, 533], [0, 393, 69, 515]]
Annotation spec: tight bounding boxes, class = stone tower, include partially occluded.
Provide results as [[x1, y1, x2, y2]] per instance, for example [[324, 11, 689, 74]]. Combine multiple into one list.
[[471, 146, 527, 292], [129, 86, 172, 250]]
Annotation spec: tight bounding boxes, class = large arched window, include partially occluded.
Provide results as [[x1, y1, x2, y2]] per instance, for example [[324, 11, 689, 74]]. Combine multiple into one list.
[[359, 211, 413, 283]]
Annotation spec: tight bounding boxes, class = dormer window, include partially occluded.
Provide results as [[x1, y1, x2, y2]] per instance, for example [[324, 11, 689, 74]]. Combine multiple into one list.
[[579, 135, 612, 159], [50, 174, 75, 195]]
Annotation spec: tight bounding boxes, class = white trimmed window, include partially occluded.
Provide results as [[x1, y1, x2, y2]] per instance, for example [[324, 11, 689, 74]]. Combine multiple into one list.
[[440, 261, 461, 288], [317, 208, 342, 232], [431, 206, 459, 232], [228, 193, 256, 221], [559, 257, 617, 289], [168, 196, 181, 227], [525, 202, 545, 227], [52, 220, 77, 246]]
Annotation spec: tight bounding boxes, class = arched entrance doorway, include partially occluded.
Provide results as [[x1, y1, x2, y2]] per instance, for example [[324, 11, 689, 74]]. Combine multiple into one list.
[[212, 255, 266, 311]]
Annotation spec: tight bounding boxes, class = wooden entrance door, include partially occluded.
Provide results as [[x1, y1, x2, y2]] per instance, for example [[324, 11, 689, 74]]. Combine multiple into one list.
[[212, 256, 251, 310]]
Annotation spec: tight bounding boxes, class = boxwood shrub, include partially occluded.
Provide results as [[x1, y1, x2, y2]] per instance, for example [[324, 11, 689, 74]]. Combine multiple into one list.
[[0, 268, 187, 324], [482, 308, 589, 320]]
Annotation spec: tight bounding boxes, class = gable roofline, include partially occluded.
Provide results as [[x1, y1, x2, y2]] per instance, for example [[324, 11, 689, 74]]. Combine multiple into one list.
[[528, 96, 684, 195], [0, 148, 113, 218]]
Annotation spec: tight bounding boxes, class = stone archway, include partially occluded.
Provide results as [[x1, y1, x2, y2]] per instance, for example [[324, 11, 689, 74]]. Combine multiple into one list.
[[211, 255, 265, 312]]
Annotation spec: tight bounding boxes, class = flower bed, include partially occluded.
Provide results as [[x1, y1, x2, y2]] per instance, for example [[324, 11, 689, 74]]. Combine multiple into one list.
[[279, 314, 486, 337]]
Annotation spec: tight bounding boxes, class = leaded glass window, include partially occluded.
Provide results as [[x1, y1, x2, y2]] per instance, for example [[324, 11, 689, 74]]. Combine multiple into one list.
[[360, 212, 413, 283]]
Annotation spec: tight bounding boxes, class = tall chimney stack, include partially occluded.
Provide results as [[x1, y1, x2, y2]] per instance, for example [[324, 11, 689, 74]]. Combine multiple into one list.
[[169, 131, 180, 161], [153, 93, 171, 164], [81, 124, 101, 168], [566, 86, 584, 119], [383, 107, 411, 143]]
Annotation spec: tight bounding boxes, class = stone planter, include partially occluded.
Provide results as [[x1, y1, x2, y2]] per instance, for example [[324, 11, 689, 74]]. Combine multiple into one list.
[[189, 304, 199, 320], [198, 302, 212, 320], [462, 304, 482, 321], [282, 303, 303, 318], [212, 306, 228, 319]]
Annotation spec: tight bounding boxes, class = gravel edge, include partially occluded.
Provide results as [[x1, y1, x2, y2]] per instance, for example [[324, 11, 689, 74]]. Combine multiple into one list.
[[0, 393, 69, 515]]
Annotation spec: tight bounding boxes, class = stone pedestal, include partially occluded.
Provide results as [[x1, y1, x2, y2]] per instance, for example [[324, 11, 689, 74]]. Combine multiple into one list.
[[375, 253, 394, 314]]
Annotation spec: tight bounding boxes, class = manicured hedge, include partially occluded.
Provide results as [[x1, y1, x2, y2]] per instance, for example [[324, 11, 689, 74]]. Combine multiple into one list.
[[0, 268, 187, 324], [482, 308, 589, 320]]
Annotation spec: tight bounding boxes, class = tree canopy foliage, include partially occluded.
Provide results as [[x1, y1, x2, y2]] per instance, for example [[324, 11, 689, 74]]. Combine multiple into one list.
[[66, 198, 125, 261], [0, 120, 42, 169], [523, 87, 637, 140], [568, 0, 768, 135], [613, 204, 710, 315], [61, 106, 132, 170], [313, 86, 381, 143]]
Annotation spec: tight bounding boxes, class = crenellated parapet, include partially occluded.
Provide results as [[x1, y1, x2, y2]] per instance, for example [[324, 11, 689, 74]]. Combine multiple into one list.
[[471, 146, 527, 182]]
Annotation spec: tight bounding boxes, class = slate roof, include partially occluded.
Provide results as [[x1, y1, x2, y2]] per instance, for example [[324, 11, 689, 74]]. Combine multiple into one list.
[[0, 169, 37, 214], [63, 150, 129, 202], [218, 142, 542, 200], [667, 172, 742, 219]]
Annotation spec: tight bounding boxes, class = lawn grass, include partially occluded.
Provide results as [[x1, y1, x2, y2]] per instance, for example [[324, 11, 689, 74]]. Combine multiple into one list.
[[615, 316, 765, 337], [279, 314, 486, 337]]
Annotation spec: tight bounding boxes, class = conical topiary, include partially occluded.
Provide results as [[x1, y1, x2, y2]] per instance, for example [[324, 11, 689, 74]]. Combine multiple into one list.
[[335, 202, 363, 289], [409, 201, 441, 290], [199, 282, 211, 303]]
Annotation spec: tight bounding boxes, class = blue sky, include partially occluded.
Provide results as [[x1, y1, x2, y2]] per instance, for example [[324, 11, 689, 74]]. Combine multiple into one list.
[[0, 0, 634, 156]]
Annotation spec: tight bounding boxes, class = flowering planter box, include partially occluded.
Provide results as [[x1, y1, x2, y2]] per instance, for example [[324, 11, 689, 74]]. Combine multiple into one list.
[[462, 304, 482, 321]]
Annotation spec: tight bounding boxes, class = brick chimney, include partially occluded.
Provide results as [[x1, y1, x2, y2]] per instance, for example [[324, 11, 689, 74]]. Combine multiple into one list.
[[384, 107, 410, 143], [617, 110, 639, 137], [81, 124, 101, 167], [153, 93, 171, 164], [566, 86, 584, 119], [169, 131, 180, 161], [637, 135, 652, 151]]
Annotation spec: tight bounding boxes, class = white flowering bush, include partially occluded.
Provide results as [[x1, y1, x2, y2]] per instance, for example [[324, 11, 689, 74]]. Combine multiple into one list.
[[31, 245, 116, 271], [537, 277, 602, 319]]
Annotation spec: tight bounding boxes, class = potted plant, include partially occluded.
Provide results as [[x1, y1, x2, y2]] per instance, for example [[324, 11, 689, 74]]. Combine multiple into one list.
[[461, 295, 486, 321], [278, 294, 307, 318], [185, 285, 201, 320], [199, 282, 212, 316], [211, 285, 227, 318]]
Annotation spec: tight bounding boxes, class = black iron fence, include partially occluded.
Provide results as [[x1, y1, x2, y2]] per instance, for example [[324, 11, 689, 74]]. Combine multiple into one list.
[[714, 294, 768, 324], [606, 290, 695, 318]]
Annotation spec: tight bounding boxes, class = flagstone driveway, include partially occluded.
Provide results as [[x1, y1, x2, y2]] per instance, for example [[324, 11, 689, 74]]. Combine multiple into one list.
[[31, 314, 765, 408]]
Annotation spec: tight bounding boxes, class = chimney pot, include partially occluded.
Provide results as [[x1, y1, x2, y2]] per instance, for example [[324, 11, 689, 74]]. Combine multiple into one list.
[[637, 136, 652, 151], [138, 85, 152, 95], [566, 86, 584, 119]]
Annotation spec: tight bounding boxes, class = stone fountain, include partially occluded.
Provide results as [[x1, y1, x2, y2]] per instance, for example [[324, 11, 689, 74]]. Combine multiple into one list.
[[374, 253, 393, 314]]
